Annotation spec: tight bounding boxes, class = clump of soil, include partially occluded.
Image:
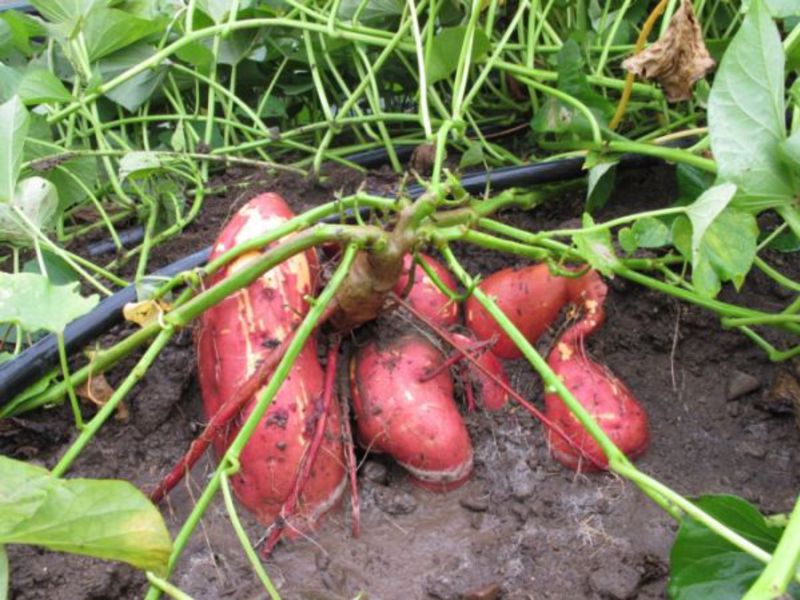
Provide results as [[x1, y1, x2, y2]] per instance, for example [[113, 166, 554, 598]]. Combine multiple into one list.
[[3, 165, 799, 600]]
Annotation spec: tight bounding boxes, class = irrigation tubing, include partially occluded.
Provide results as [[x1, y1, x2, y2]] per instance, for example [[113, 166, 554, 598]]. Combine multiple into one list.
[[0, 148, 681, 407]]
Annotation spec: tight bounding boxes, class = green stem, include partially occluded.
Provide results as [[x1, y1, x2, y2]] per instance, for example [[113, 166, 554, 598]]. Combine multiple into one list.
[[57, 332, 84, 430], [220, 469, 281, 600], [52, 326, 176, 476], [744, 494, 800, 599]]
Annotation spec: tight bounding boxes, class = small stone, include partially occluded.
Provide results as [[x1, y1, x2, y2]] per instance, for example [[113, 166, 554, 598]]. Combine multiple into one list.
[[740, 441, 767, 459], [511, 476, 535, 501], [587, 559, 641, 600], [361, 460, 389, 486], [460, 492, 490, 513], [726, 371, 762, 401], [470, 512, 484, 530], [462, 583, 501, 600], [727, 402, 742, 417], [375, 488, 417, 515]]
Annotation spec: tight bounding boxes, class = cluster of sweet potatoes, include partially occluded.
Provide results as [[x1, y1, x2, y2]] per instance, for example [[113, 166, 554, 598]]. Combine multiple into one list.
[[175, 192, 650, 546]]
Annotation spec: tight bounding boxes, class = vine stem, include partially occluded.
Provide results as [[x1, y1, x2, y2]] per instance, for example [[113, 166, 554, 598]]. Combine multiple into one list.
[[439, 244, 796, 575], [743, 494, 800, 599], [144, 244, 359, 600], [220, 469, 281, 600], [52, 326, 177, 476]]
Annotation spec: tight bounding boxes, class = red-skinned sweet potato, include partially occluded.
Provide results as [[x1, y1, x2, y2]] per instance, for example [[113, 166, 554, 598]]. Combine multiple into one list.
[[449, 332, 509, 411], [350, 335, 473, 491], [227, 341, 347, 531], [465, 264, 569, 359], [544, 338, 649, 471], [393, 253, 459, 327], [196, 192, 345, 531]]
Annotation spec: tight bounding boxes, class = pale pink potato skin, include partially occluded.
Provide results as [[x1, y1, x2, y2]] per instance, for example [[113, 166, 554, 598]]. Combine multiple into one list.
[[351, 335, 473, 491]]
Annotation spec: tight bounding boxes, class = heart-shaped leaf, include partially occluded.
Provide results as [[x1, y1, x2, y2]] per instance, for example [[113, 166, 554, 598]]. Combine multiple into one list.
[[0, 456, 172, 574], [0, 272, 98, 334]]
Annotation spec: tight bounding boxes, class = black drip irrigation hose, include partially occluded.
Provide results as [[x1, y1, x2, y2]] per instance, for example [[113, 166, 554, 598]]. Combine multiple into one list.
[[0, 147, 683, 407]]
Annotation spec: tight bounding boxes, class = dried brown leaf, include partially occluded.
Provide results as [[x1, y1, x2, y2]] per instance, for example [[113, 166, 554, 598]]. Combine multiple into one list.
[[123, 299, 171, 328], [622, 0, 715, 102], [77, 373, 129, 421]]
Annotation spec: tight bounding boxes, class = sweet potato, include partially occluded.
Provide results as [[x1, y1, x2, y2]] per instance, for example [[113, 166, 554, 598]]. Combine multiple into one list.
[[449, 332, 509, 411], [228, 341, 347, 531], [564, 269, 608, 342], [465, 264, 569, 359], [350, 335, 473, 491], [544, 338, 649, 471], [393, 253, 459, 327], [195, 193, 345, 530]]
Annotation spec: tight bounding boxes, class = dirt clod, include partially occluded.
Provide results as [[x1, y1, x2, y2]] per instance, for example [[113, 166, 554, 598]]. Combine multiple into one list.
[[725, 370, 761, 401]]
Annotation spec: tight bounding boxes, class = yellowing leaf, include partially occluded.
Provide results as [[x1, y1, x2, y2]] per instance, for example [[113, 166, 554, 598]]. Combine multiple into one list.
[[123, 299, 170, 328]]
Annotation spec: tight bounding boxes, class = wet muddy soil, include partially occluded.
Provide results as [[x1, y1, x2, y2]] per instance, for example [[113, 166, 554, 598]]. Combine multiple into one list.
[[3, 164, 799, 600]]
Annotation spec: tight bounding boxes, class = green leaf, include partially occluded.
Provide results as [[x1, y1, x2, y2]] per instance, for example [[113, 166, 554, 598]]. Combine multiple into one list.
[[98, 44, 168, 111], [337, 0, 404, 25], [83, 8, 159, 61], [15, 68, 72, 105], [668, 494, 800, 600], [23, 250, 79, 286], [573, 213, 619, 276], [585, 160, 616, 213], [743, 0, 800, 18], [556, 39, 614, 118], [259, 95, 286, 118], [768, 230, 800, 252], [427, 27, 491, 84], [685, 183, 738, 268], [633, 217, 671, 248], [0, 10, 46, 58], [618, 227, 637, 254], [673, 208, 759, 297], [780, 128, 800, 173], [0, 272, 98, 334], [214, 28, 261, 65], [196, 0, 252, 23], [28, 0, 110, 25], [0, 65, 23, 103], [0, 456, 172, 574], [119, 151, 163, 180], [0, 177, 59, 245], [708, 0, 795, 211], [459, 142, 484, 169], [0, 545, 7, 600], [0, 96, 29, 203], [676, 163, 715, 206], [44, 155, 98, 212]]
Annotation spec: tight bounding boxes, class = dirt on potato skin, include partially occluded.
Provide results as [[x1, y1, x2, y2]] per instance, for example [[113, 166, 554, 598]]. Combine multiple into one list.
[[3, 164, 799, 600]]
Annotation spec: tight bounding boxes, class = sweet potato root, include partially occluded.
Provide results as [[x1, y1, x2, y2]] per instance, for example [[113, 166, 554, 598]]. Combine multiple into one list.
[[465, 264, 569, 359], [544, 338, 649, 471], [194, 193, 345, 531], [393, 253, 459, 327], [350, 335, 473, 491]]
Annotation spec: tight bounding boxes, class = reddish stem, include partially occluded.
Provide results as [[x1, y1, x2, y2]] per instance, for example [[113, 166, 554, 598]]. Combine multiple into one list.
[[262, 339, 341, 555], [418, 337, 496, 383], [460, 363, 477, 412], [392, 293, 606, 471], [339, 383, 361, 538]]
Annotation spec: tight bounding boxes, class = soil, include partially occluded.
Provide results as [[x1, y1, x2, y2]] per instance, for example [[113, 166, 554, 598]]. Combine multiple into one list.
[[3, 163, 799, 600]]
